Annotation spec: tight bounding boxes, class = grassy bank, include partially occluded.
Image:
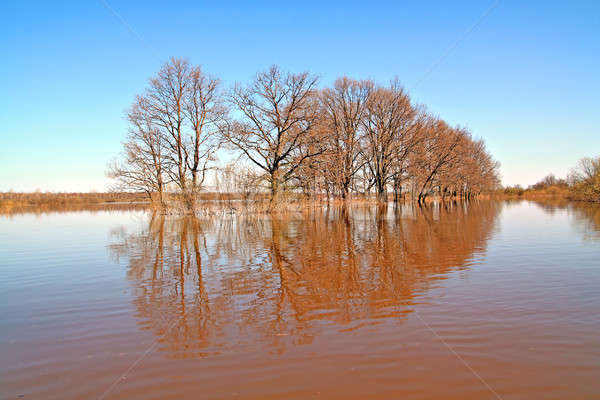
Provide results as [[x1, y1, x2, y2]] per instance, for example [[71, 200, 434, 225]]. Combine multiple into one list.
[[0, 192, 149, 207], [498, 185, 599, 203], [499, 157, 600, 203]]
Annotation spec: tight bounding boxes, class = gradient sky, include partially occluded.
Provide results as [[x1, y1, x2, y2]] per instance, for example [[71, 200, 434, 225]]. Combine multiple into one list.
[[1, 0, 599, 192]]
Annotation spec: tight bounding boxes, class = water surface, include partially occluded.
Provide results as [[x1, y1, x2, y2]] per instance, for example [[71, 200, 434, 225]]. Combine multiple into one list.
[[1, 201, 599, 399]]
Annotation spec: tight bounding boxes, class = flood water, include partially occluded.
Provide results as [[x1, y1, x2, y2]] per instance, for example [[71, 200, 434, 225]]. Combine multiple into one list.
[[1, 200, 599, 399]]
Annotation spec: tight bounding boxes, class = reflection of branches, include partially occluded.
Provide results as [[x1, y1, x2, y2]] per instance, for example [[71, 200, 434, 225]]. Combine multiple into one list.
[[530, 199, 600, 241], [570, 203, 600, 241], [1, 203, 148, 218], [109, 202, 501, 357]]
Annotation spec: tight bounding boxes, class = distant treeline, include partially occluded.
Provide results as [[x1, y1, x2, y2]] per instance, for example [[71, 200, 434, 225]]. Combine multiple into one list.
[[107, 58, 500, 210], [500, 156, 600, 202]]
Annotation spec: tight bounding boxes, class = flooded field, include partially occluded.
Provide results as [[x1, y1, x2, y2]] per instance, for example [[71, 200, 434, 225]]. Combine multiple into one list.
[[1, 200, 599, 399]]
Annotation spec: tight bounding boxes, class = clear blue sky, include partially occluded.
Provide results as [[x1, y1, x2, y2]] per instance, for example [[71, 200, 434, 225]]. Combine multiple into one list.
[[1, 0, 599, 192]]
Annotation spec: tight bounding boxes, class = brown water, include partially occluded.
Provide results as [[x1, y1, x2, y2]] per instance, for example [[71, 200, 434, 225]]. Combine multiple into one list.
[[1, 201, 599, 399]]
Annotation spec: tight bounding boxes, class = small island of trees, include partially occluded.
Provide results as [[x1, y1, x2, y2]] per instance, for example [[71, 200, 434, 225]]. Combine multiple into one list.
[[105, 58, 598, 212]]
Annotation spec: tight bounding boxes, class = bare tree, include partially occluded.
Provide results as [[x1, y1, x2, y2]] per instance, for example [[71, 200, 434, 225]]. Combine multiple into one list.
[[409, 120, 465, 202], [320, 77, 373, 199], [457, 138, 501, 196], [145, 59, 189, 202], [569, 156, 600, 201], [107, 97, 167, 206], [362, 80, 417, 200], [120, 58, 224, 210], [184, 66, 225, 195], [223, 66, 323, 204]]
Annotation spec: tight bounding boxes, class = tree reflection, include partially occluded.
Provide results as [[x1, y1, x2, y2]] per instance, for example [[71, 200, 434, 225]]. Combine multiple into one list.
[[109, 202, 502, 357], [530, 199, 600, 240], [570, 202, 600, 239]]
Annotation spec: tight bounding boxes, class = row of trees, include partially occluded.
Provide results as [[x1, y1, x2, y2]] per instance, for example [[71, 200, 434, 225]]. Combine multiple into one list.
[[108, 58, 500, 209]]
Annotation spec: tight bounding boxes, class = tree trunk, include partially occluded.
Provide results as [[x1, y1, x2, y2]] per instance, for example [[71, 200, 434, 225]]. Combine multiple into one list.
[[376, 176, 387, 202], [393, 180, 402, 202], [155, 190, 166, 210], [270, 169, 281, 207]]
